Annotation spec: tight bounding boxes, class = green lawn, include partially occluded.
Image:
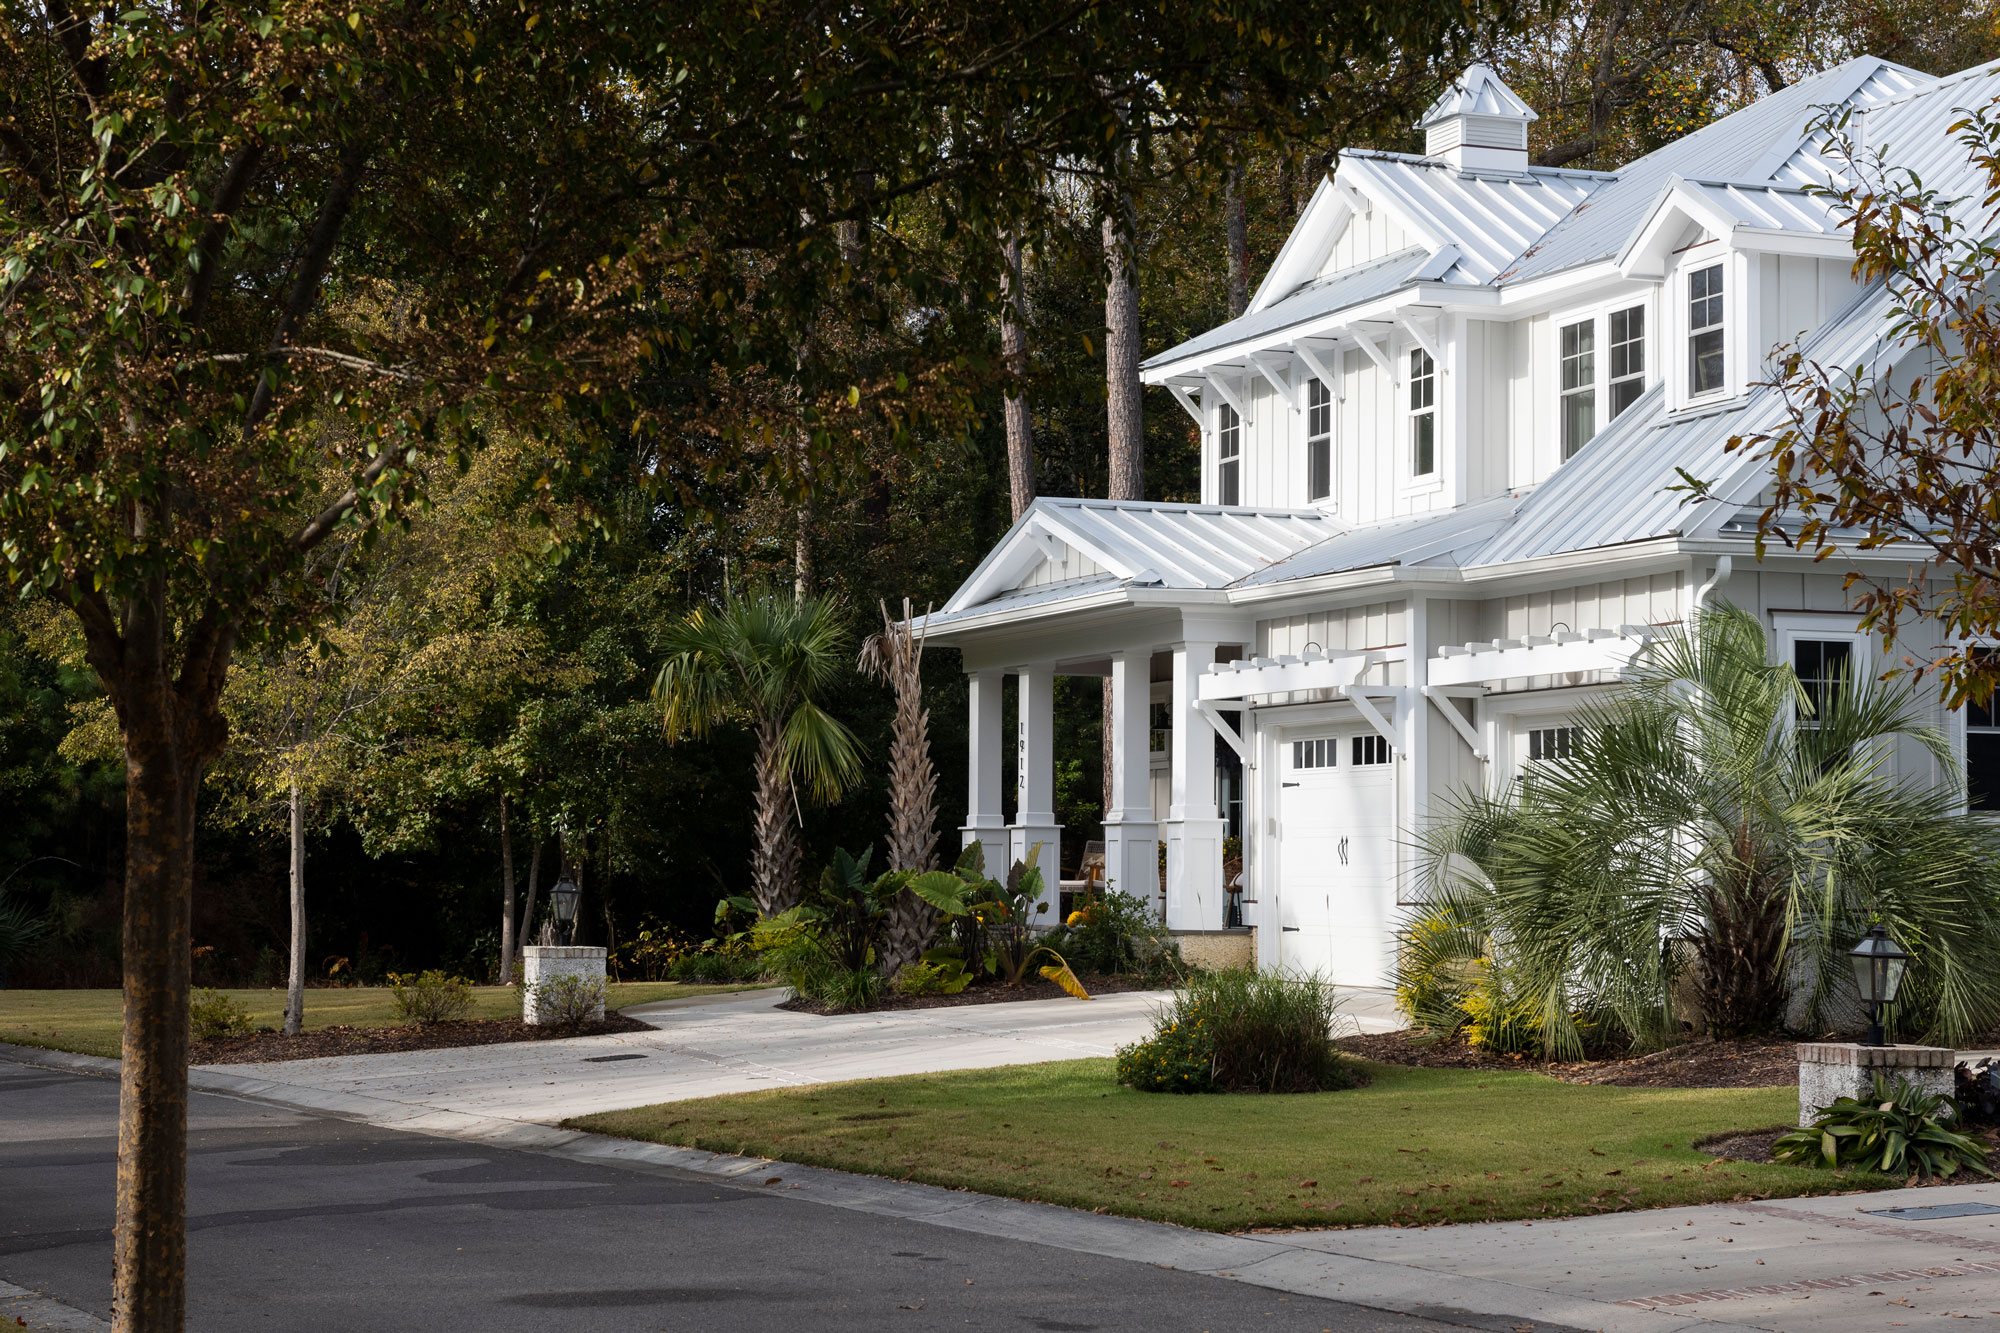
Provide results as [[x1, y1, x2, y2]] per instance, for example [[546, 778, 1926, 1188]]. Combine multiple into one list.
[[573, 1058, 1878, 1231], [0, 981, 771, 1059]]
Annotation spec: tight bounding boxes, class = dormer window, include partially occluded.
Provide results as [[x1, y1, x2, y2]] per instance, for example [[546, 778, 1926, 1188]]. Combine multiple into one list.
[[1217, 403, 1241, 505], [1409, 349, 1436, 477], [1688, 263, 1726, 397], [1609, 306, 1645, 417], [1306, 378, 1332, 502], [1560, 319, 1595, 460]]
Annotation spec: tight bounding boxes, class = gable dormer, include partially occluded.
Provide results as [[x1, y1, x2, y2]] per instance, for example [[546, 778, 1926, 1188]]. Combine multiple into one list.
[[1419, 64, 1535, 173]]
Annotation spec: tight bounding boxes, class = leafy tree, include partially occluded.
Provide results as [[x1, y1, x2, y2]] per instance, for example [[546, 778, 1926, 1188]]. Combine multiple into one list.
[[654, 590, 862, 915], [1, 2, 1534, 1318], [1408, 604, 2000, 1054]]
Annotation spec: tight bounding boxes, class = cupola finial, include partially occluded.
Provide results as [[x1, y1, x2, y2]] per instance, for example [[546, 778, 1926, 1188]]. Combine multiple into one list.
[[1418, 64, 1536, 172]]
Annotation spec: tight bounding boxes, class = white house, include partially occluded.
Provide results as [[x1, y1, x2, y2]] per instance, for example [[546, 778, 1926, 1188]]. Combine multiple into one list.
[[915, 56, 1997, 984]]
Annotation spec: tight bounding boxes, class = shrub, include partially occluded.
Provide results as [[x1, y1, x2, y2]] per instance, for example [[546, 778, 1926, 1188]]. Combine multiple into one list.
[[1057, 890, 1178, 978], [668, 947, 765, 984], [527, 973, 606, 1027], [388, 970, 475, 1024], [895, 955, 971, 996], [1117, 968, 1362, 1094], [189, 988, 253, 1042], [1775, 1073, 1993, 1180]]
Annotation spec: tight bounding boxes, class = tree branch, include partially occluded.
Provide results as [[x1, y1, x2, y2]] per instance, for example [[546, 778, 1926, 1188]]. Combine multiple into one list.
[[243, 140, 369, 436], [182, 142, 268, 326], [292, 442, 411, 554]]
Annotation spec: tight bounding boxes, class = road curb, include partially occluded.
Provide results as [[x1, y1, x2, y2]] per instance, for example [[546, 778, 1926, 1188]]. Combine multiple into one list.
[[0, 1279, 112, 1331]]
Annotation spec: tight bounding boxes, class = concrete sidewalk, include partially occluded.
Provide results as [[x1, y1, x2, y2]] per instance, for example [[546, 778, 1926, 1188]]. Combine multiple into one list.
[[190, 984, 1406, 1125]]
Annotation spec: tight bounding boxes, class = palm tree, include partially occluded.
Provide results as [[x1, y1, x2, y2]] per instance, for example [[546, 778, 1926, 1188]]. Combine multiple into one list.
[[859, 598, 942, 978], [654, 589, 862, 915], [1408, 602, 2000, 1056]]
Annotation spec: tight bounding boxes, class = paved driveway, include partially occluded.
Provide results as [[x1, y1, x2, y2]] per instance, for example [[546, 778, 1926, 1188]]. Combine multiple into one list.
[[194, 987, 1405, 1126], [0, 1057, 1483, 1333]]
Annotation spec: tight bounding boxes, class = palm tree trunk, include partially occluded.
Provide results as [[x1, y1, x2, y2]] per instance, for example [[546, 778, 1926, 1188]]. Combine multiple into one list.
[[869, 602, 941, 976], [283, 778, 306, 1037], [1695, 849, 1791, 1037], [751, 719, 803, 915]]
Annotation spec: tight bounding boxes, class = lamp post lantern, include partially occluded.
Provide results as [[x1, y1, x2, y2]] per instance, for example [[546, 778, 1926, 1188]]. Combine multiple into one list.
[[1849, 923, 1911, 1048], [550, 875, 581, 947]]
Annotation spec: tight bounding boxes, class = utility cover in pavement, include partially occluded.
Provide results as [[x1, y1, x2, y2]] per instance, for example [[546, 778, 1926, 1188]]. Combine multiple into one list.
[[581, 1053, 648, 1063], [1860, 1202, 2000, 1220]]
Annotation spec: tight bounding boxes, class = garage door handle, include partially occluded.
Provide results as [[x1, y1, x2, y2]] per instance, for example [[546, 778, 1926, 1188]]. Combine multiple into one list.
[[1281, 781, 1300, 787], [1338, 836, 1349, 865], [1281, 926, 1301, 932]]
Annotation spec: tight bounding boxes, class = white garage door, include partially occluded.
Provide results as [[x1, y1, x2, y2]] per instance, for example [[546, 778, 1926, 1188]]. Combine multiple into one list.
[[1276, 728, 1396, 986]]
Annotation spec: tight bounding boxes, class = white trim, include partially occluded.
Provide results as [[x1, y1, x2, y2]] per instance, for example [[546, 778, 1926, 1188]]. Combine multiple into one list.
[[1166, 381, 1205, 426], [1251, 351, 1302, 413], [1422, 685, 1487, 759], [1204, 371, 1252, 425], [1293, 339, 1344, 400]]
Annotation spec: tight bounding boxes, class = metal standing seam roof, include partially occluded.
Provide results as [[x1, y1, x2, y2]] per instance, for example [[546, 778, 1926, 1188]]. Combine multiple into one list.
[[1420, 62, 1537, 127], [1770, 58, 1980, 189], [1033, 498, 1339, 588], [1230, 494, 1521, 587], [1494, 56, 1923, 284], [915, 573, 1126, 630], [1139, 248, 1429, 370], [1336, 152, 1607, 285], [1663, 178, 1848, 235]]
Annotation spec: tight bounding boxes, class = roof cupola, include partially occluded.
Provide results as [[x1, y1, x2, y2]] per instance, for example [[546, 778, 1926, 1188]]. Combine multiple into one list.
[[1419, 63, 1536, 172]]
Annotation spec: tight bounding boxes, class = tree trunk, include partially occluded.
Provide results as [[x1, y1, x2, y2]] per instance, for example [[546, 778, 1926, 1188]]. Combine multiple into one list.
[[518, 836, 542, 966], [750, 719, 802, 915], [1001, 233, 1036, 523], [866, 601, 941, 978], [1225, 163, 1249, 319], [283, 778, 306, 1038], [1103, 208, 1144, 500], [498, 794, 515, 986], [76, 581, 235, 1333], [1103, 204, 1143, 813]]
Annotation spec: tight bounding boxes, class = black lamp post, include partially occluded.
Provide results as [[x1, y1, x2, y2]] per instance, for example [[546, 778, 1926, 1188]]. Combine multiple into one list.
[[550, 875, 581, 947], [1849, 923, 1911, 1047]]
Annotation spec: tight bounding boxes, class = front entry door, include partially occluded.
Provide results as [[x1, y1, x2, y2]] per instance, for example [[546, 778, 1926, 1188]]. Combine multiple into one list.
[[1277, 728, 1396, 985]]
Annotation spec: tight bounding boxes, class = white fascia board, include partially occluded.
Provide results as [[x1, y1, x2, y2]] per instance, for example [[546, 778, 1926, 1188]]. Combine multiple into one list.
[[1729, 228, 1853, 260], [1247, 176, 1344, 313], [920, 586, 1135, 643]]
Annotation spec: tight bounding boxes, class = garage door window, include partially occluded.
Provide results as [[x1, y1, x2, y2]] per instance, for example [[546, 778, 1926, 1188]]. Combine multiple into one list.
[[1292, 738, 1337, 769], [1352, 734, 1391, 766], [1527, 726, 1575, 762]]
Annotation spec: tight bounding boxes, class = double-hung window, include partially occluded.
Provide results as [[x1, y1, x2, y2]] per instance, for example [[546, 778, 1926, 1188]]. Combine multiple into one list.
[[1217, 403, 1241, 505], [1559, 319, 1596, 460], [1609, 305, 1646, 417], [1688, 263, 1726, 397], [1408, 349, 1436, 478], [1306, 377, 1332, 502], [1967, 648, 2000, 812], [1794, 638, 1853, 728]]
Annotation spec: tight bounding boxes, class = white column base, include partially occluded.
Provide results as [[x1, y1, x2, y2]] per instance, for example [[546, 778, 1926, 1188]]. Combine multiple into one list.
[[960, 825, 1010, 881], [1103, 821, 1161, 914], [1163, 817, 1228, 931], [1008, 823, 1063, 923]]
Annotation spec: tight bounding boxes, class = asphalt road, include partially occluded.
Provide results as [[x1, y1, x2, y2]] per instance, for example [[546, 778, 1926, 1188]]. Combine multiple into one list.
[[0, 1056, 1476, 1333]]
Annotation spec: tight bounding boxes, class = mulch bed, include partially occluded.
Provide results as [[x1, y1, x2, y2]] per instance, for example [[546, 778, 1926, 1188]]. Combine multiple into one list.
[[1335, 1029, 1802, 1089], [190, 1012, 654, 1066], [777, 971, 1166, 1015]]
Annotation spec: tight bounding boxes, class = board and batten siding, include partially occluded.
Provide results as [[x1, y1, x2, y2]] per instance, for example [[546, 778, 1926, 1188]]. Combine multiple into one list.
[[1757, 254, 1862, 366], [1258, 600, 1407, 656], [1318, 207, 1411, 278], [1015, 548, 1107, 589]]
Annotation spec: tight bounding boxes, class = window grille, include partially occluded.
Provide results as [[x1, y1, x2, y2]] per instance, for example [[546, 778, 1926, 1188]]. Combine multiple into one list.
[[1408, 349, 1436, 476], [1688, 264, 1725, 396], [1217, 403, 1240, 505], [1352, 734, 1391, 766], [1560, 319, 1596, 460], [1306, 377, 1332, 502], [1609, 305, 1645, 418]]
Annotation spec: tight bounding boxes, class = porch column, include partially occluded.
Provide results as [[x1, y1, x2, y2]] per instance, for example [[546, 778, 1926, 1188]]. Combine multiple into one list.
[[1008, 664, 1062, 922], [960, 668, 1009, 878], [1164, 640, 1227, 931], [1103, 648, 1160, 912]]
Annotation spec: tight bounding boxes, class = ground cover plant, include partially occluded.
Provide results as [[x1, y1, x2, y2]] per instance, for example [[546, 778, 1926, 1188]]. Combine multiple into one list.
[[1774, 1073, 1994, 1180], [573, 1059, 1872, 1231], [0, 982, 768, 1060], [1118, 968, 1359, 1094]]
